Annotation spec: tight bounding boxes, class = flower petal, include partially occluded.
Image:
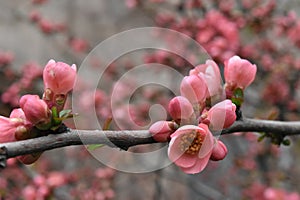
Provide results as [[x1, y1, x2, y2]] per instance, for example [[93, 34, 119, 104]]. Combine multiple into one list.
[[198, 124, 214, 158], [168, 136, 197, 168], [180, 153, 212, 174]]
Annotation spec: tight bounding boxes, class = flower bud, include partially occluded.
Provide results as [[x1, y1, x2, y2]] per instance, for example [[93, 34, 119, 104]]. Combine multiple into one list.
[[43, 59, 76, 95], [180, 75, 208, 104], [224, 55, 257, 90], [207, 100, 236, 130], [0, 112, 32, 143], [0, 117, 18, 143], [189, 60, 223, 97], [20, 95, 51, 129], [210, 140, 228, 161], [149, 121, 177, 142], [18, 153, 42, 165], [168, 96, 195, 124]]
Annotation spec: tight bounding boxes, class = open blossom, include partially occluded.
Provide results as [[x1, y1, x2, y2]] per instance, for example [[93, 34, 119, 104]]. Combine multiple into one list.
[[206, 100, 236, 130], [168, 96, 195, 124], [43, 59, 77, 95], [180, 75, 208, 104], [224, 55, 257, 90], [149, 121, 177, 142], [20, 95, 51, 128], [168, 124, 214, 174], [210, 140, 228, 161], [189, 60, 223, 97]]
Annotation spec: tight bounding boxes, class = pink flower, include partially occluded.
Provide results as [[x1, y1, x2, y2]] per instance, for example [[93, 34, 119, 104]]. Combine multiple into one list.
[[43, 59, 77, 95], [20, 95, 51, 128], [168, 124, 214, 174], [0, 109, 31, 143], [190, 60, 223, 97], [224, 55, 257, 90], [149, 121, 177, 142], [210, 140, 228, 161], [180, 75, 208, 104], [168, 96, 195, 124], [206, 100, 236, 130], [0, 116, 19, 143]]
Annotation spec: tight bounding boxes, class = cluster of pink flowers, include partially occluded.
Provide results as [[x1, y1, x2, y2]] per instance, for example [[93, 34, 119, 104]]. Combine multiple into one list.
[[0, 51, 14, 68], [0, 59, 76, 164], [149, 55, 257, 174], [2, 62, 43, 107], [243, 182, 300, 200], [29, 10, 66, 34]]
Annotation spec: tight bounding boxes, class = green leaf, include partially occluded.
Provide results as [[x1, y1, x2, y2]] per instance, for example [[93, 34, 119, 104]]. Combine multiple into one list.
[[59, 109, 72, 118], [282, 139, 291, 146], [87, 144, 105, 150], [232, 88, 244, 107]]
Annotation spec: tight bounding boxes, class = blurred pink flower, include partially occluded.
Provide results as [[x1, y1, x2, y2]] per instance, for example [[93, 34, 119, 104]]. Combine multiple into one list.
[[206, 99, 236, 130], [0, 51, 14, 67], [125, 0, 140, 8], [168, 96, 195, 124], [43, 59, 77, 95], [38, 19, 55, 34], [210, 140, 228, 161], [168, 124, 214, 174], [264, 187, 300, 200], [224, 55, 257, 90], [23, 186, 37, 200], [70, 38, 89, 53], [180, 75, 208, 104], [149, 121, 176, 142], [20, 95, 51, 128], [47, 172, 66, 187]]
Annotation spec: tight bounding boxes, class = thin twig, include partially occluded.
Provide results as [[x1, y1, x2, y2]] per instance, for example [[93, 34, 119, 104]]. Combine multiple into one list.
[[0, 118, 300, 163]]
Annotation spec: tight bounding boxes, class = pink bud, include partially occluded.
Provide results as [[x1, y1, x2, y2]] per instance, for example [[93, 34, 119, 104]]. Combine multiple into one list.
[[43, 59, 77, 95], [149, 121, 177, 142], [210, 140, 228, 161], [0, 116, 19, 143], [0, 112, 31, 143], [180, 75, 208, 104], [20, 95, 51, 128], [189, 60, 223, 97], [18, 153, 42, 165], [224, 55, 257, 90], [10, 108, 26, 119], [207, 100, 236, 130], [168, 96, 195, 123]]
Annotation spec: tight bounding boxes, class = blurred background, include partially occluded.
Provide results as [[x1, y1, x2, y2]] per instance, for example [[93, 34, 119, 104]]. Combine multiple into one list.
[[1, 0, 300, 199]]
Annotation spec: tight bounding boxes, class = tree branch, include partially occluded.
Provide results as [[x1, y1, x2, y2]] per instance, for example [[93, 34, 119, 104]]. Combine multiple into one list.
[[1, 118, 300, 168], [221, 118, 300, 135]]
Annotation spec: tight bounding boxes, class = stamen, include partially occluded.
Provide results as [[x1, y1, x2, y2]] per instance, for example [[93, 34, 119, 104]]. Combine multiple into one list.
[[179, 130, 204, 155]]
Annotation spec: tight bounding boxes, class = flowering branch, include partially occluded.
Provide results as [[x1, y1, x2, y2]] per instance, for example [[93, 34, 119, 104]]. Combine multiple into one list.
[[1, 118, 300, 168]]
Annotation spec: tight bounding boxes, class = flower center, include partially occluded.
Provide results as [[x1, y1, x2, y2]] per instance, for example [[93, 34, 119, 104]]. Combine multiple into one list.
[[179, 130, 204, 155]]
